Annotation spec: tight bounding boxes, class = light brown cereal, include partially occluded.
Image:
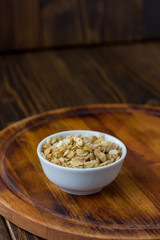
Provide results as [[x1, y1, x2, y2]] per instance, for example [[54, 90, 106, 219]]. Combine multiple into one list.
[[75, 137, 84, 147], [83, 146, 92, 152], [66, 150, 74, 159], [41, 133, 122, 168]]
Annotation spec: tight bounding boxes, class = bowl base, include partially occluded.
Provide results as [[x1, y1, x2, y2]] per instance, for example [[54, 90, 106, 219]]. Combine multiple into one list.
[[60, 187, 103, 195]]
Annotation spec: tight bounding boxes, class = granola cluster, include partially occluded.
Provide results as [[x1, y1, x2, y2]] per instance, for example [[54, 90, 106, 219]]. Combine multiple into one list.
[[41, 133, 122, 168]]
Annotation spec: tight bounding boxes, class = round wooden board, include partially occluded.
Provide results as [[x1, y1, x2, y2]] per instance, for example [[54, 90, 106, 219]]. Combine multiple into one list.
[[0, 104, 160, 240]]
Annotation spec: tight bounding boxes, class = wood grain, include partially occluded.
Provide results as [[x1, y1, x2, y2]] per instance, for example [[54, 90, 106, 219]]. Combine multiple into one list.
[[0, 0, 40, 51], [1, 0, 160, 51], [5, 220, 42, 240], [42, 0, 137, 47], [141, 0, 160, 40], [0, 42, 160, 131], [0, 104, 160, 239], [1, 0, 159, 51], [0, 218, 11, 240]]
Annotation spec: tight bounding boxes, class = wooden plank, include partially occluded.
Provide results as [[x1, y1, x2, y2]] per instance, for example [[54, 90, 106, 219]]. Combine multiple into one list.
[[0, 43, 160, 127], [12, 0, 40, 50], [3, 0, 160, 51], [0, 217, 11, 240], [0, 0, 40, 51], [41, 0, 83, 46], [5, 220, 42, 240], [41, 0, 138, 47], [0, 0, 144, 51], [0, 1, 13, 51], [141, 0, 160, 39]]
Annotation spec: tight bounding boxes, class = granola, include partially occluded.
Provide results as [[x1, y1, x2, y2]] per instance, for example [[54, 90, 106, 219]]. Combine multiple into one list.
[[41, 133, 122, 168]]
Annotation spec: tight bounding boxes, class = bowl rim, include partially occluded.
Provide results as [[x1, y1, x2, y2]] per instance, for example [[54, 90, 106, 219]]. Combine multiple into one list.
[[37, 130, 127, 172]]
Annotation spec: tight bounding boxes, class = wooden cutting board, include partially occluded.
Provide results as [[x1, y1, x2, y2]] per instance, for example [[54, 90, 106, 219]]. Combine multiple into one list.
[[0, 104, 160, 240]]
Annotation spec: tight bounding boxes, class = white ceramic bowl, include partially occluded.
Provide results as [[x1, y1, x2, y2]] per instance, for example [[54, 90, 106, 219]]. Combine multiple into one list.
[[37, 130, 127, 195]]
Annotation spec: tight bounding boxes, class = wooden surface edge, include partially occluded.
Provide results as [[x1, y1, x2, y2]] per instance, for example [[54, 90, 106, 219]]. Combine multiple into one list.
[[0, 103, 160, 135]]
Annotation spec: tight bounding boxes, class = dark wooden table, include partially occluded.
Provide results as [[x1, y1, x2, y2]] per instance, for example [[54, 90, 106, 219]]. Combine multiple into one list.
[[0, 42, 160, 240]]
